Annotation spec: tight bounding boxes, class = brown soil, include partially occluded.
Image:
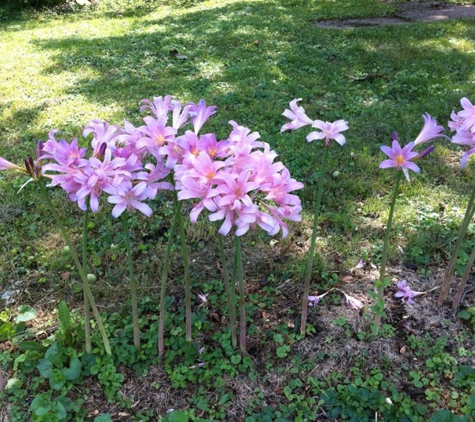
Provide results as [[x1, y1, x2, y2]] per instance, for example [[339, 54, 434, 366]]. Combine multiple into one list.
[[316, 1, 475, 29]]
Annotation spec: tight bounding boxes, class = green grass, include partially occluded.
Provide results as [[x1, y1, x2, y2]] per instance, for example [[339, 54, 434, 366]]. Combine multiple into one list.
[[1, 0, 475, 421], [2, 0, 475, 268]]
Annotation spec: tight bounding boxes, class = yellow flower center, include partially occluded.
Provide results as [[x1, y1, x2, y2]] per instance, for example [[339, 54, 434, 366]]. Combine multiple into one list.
[[395, 155, 405, 167]]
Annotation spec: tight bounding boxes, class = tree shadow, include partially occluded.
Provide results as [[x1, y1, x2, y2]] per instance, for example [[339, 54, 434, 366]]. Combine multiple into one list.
[[27, 0, 475, 246]]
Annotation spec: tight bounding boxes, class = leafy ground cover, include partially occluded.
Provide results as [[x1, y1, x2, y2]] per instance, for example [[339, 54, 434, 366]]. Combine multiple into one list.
[[1, 0, 475, 420]]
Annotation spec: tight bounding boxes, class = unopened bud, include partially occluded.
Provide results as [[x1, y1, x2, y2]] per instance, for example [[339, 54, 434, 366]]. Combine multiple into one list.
[[413, 145, 435, 161], [94, 142, 107, 159]]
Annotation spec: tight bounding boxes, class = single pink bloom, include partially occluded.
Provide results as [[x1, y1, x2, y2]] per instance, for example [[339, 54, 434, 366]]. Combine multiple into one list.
[[171, 101, 191, 129], [308, 291, 330, 307], [413, 113, 448, 145], [139, 95, 174, 119], [197, 293, 208, 303], [136, 116, 177, 159], [280, 98, 314, 132], [74, 150, 129, 212], [107, 181, 153, 218], [136, 162, 173, 200], [379, 138, 420, 182], [341, 292, 364, 310], [83, 120, 120, 157], [307, 119, 349, 146], [394, 280, 425, 305], [457, 97, 475, 133], [188, 99, 216, 134]]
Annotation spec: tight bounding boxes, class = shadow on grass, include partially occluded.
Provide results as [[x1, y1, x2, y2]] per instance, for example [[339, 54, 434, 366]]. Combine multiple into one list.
[[0, 104, 48, 156], [24, 0, 475, 262]]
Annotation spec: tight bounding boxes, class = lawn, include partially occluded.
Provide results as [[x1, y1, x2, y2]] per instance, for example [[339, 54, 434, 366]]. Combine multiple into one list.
[[1, 0, 475, 421]]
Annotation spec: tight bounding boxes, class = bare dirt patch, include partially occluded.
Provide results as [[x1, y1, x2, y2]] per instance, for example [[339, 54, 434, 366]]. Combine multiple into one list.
[[316, 2, 475, 29]]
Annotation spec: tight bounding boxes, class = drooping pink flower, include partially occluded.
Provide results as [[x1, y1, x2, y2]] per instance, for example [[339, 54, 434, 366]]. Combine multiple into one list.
[[413, 113, 448, 145], [379, 136, 420, 182], [197, 293, 208, 304], [306, 119, 349, 146], [307, 291, 330, 307], [280, 98, 314, 132], [341, 291, 364, 310], [394, 280, 425, 305], [308, 296, 320, 307]]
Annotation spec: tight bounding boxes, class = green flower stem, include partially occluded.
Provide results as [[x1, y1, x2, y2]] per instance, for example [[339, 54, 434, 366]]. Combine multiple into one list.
[[234, 235, 246, 353], [300, 146, 330, 336], [438, 182, 475, 306], [122, 212, 141, 350], [373, 170, 402, 334], [82, 205, 92, 354], [217, 233, 237, 349], [176, 193, 192, 343], [39, 183, 111, 355], [452, 237, 475, 309], [158, 199, 181, 357]]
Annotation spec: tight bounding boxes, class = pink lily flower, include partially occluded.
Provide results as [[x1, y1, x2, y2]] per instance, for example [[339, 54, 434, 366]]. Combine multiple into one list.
[[136, 116, 177, 159], [341, 291, 364, 310], [83, 120, 120, 157], [107, 181, 153, 218], [379, 136, 420, 182], [280, 98, 314, 132], [139, 95, 174, 120], [394, 280, 425, 305], [307, 291, 330, 307], [307, 119, 349, 146], [449, 98, 475, 168], [0, 157, 26, 172], [188, 99, 216, 134], [456, 97, 475, 133], [413, 113, 448, 145]]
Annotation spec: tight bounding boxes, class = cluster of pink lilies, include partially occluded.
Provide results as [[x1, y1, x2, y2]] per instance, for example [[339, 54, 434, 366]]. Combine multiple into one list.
[[1, 94, 475, 348]]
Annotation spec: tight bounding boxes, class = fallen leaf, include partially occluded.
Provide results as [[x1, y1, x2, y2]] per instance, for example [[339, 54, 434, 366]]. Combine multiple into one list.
[[341, 274, 354, 283], [262, 311, 271, 321]]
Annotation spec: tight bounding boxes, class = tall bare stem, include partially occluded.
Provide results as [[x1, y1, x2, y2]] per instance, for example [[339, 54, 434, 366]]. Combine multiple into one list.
[[300, 146, 330, 335], [39, 183, 111, 355], [158, 199, 181, 357], [217, 233, 237, 349], [82, 205, 92, 353], [438, 183, 475, 306], [373, 171, 402, 334], [122, 212, 141, 350]]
